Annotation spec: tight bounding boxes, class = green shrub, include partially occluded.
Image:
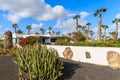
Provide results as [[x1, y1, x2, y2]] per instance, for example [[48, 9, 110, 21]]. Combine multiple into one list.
[[71, 32, 86, 42], [14, 44, 64, 80], [62, 36, 71, 42], [71, 41, 120, 47], [0, 40, 4, 48], [44, 42, 51, 45], [55, 39, 70, 45]]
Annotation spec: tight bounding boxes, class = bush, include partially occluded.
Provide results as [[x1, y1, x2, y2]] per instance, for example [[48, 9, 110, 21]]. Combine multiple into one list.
[[19, 36, 37, 47], [71, 32, 86, 42], [55, 39, 70, 45], [62, 36, 71, 42], [44, 42, 51, 45], [0, 48, 16, 56], [14, 44, 64, 80], [71, 41, 120, 47], [0, 40, 4, 48]]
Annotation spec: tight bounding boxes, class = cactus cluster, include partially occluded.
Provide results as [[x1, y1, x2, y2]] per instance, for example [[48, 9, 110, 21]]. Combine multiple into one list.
[[14, 44, 64, 80]]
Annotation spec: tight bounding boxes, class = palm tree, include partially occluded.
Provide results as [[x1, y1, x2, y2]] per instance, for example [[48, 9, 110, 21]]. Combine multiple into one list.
[[68, 33, 72, 37], [52, 31, 55, 36], [109, 31, 116, 39], [26, 25, 32, 35], [12, 23, 18, 44], [112, 18, 120, 40], [101, 25, 108, 42], [89, 30, 94, 41], [16, 30, 23, 34], [35, 32, 39, 35], [40, 28, 45, 35], [73, 14, 80, 32], [86, 22, 91, 31], [12, 23, 18, 33], [56, 31, 60, 36], [86, 22, 91, 41], [78, 25, 83, 32], [48, 27, 52, 31], [94, 8, 107, 42], [82, 26, 87, 35], [48, 27, 52, 35]]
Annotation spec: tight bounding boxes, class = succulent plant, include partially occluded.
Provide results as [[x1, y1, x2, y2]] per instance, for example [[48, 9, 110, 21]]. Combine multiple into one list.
[[14, 44, 63, 80]]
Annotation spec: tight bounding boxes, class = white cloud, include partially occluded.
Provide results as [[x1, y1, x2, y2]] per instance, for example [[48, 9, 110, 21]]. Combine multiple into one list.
[[0, 0, 67, 22], [0, 25, 2, 32], [54, 11, 89, 34], [80, 11, 89, 19], [116, 13, 120, 18], [31, 23, 44, 33]]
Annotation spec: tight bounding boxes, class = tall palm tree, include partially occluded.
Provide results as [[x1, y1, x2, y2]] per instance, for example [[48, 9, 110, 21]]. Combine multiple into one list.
[[89, 30, 94, 41], [26, 25, 32, 35], [112, 18, 120, 40], [48, 27, 52, 35], [78, 25, 83, 32], [94, 8, 107, 42], [16, 29, 23, 34], [68, 33, 72, 37], [35, 32, 39, 35], [73, 14, 80, 32], [48, 27, 52, 31], [109, 31, 116, 39], [40, 28, 45, 35], [86, 22, 91, 41], [82, 26, 87, 35], [12, 23, 18, 44], [86, 22, 91, 31], [12, 23, 18, 33], [52, 31, 55, 36], [101, 24, 108, 42], [56, 31, 60, 36]]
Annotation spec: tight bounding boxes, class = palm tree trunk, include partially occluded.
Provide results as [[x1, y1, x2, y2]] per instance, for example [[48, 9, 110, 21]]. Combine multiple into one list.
[[87, 26, 89, 42], [86, 31, 89, 41], [76, 19, 78, 32], [104, 29, 106, 42], [28, 30, 30, 35], [98, 14, 102, 42], [15, 28, 17, 44], [15, 28, 16, 33], [115, 22, 118, 40]]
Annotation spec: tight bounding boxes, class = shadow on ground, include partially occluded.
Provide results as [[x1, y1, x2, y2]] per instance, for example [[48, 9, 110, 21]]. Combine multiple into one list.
[[58, 58, 81, 80]]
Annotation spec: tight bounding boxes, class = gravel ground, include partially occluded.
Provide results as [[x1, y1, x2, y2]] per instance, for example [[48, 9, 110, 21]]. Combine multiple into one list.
[[0, 56, 18, 80], [0, 56, 120, 80]]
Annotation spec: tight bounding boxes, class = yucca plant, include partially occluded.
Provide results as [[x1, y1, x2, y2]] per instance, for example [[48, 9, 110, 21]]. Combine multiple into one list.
[[14, 44, 64, 80]]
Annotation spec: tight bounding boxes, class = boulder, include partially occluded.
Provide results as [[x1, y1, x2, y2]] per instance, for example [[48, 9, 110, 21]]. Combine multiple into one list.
[[4, 30, 13, 49], [63, 47, 73, 60], [107, 51, 120, 69]]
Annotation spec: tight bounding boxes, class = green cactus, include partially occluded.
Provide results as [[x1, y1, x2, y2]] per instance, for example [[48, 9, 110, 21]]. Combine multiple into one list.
[[14, 44, 64, 80]]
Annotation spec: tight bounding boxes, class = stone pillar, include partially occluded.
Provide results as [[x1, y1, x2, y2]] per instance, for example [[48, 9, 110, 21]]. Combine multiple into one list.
[[4, 30, 13, 49]]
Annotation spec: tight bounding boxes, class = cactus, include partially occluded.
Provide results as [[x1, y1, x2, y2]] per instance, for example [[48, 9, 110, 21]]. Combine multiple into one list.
[[14, 44, 64, 80]]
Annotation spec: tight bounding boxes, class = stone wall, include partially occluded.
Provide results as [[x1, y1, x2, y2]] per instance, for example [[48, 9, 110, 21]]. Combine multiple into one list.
[[47, 45, 120, 67]]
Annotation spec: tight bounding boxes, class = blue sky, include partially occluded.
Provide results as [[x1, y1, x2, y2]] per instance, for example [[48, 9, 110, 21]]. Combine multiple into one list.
[[0, 0, 120, 38]]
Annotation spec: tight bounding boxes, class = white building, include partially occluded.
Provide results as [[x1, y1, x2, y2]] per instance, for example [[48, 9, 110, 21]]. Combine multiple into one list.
[[12, 31, 62, 45], [0, 34, 4, 40]]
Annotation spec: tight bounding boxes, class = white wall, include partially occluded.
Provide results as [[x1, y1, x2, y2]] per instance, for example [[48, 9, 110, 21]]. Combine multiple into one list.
[[47, 45, 120, 66]]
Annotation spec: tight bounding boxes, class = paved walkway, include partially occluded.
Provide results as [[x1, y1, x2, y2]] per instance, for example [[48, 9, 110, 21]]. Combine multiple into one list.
[[0, 56, 120, 80]]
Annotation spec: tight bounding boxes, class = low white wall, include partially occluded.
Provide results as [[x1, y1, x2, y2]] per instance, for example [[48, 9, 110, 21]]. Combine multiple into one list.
[[47, 45, 120, 66]]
